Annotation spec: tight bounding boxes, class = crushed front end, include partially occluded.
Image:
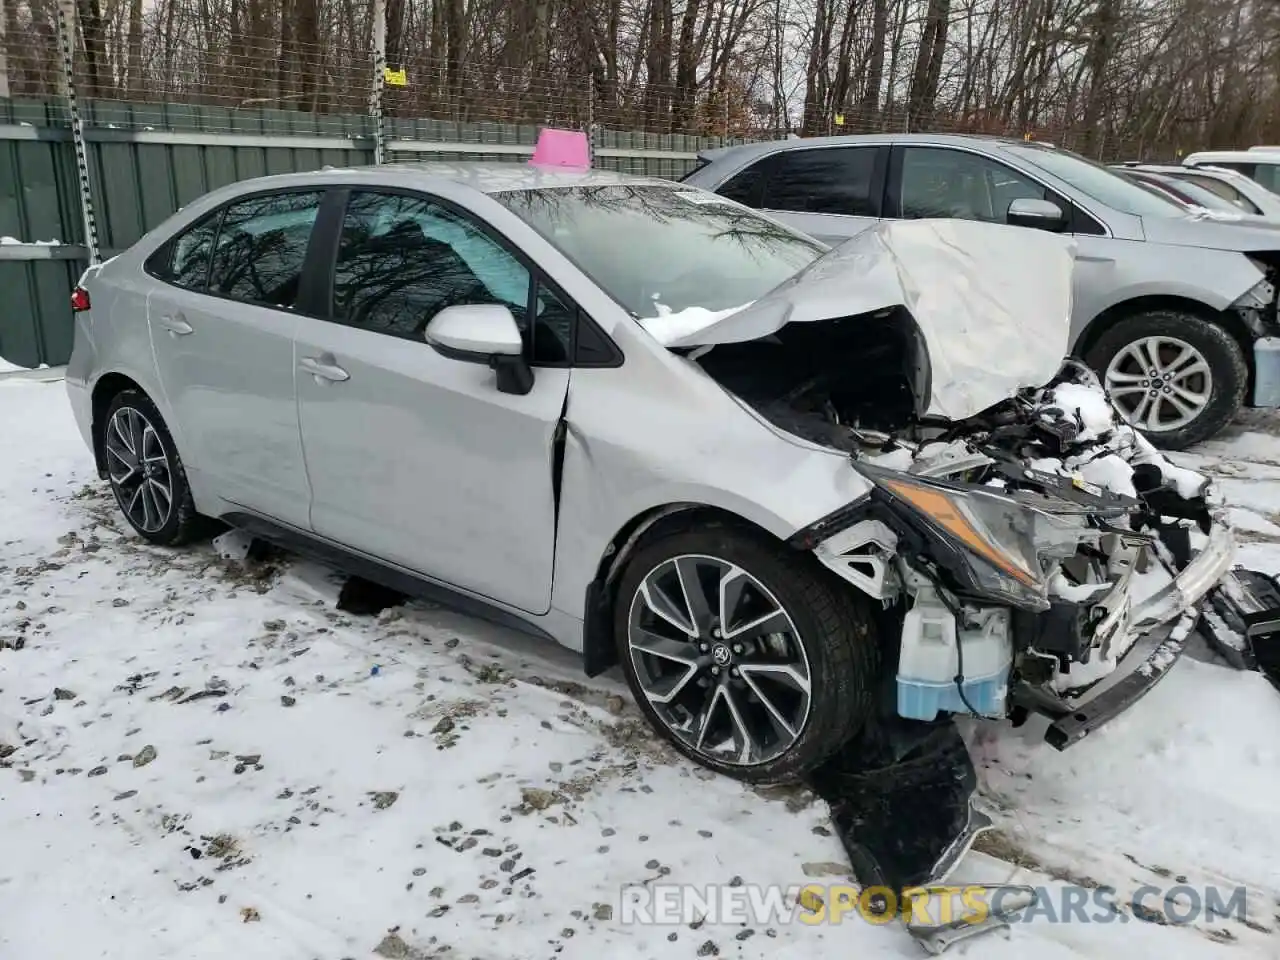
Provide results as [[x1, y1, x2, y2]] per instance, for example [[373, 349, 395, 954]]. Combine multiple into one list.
[[674, 220, 1264, 949], [784, 362, 1244, 951], [799, 361, 1236, 748]]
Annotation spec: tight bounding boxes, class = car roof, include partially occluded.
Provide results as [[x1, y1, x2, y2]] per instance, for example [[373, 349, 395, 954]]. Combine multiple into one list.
[[697, 131, 1038, 164], [1185, 149, 1280, 165], [1123, 163, 1251, 183], [202, 161, 675, 199], [1117, 163, 1203, 174]]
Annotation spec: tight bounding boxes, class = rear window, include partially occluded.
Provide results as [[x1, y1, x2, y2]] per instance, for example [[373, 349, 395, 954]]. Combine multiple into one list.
[[678, 159, 710, 182], [207, 191, 323, 308], [145, 213, 219, 289], [1251, 164, 1280, 193]]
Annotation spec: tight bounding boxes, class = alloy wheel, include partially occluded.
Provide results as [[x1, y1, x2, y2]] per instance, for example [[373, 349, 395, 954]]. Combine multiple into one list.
[[627, 554, 812, 766], [104, 406, 174, 534], [1104, 335, 1213, 433]]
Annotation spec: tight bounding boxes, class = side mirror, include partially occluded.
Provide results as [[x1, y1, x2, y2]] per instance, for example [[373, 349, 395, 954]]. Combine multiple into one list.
[[1006, 197, 1067, 232], [424, 304, 533, 396]]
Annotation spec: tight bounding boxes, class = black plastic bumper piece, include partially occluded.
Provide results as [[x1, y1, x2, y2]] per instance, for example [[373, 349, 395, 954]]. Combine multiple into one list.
[[1201, 568, 1280, 690], [1013, 599, 1092, 663], [808, 718, 979, 892], [1012, 615, 1195, 751]]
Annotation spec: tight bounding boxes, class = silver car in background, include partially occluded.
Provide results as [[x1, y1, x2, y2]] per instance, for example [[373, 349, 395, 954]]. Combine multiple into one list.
[[1183, 146, 1280, 195], [1117, 162, 1280, 219], [1112, 166, 1274, 220], [684, 133, 1280, 449], [65, 164, 1235, 789]]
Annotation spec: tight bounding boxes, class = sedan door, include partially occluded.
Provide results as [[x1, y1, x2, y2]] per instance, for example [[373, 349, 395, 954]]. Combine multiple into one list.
[[146, 189, 325, 529], [292, 188, 572, 615]]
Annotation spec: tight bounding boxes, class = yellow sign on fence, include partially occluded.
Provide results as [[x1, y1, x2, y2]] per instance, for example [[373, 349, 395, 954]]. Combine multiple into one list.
[[384, 67, 407, 87]]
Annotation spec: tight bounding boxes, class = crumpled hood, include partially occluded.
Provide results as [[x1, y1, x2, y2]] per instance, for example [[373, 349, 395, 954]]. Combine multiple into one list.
[[666, 218, 1076, 421], [1141, 213, 1280, 251]]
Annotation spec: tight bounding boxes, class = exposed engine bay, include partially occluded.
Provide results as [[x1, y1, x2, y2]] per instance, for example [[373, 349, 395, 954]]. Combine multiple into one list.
[[689, 319, 1266, 950], [693, 314, 1223, 719]]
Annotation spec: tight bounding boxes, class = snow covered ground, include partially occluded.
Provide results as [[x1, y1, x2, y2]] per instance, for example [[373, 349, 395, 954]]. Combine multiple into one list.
[[2, 375, 1279, 960]]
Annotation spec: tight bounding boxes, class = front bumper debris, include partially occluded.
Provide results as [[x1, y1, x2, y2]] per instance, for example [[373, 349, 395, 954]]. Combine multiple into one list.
[[1201, 566, 1280, 689], [905, 882, 1037, 955], [1015, 611, 1197, 749], [1015, 511, 1235, 749], [807, 720, 1037, 953], [1131, 511, 1236, 626]]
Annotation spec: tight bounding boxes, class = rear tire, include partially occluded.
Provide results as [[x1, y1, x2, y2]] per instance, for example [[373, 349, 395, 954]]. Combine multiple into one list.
[[614, 523, 879, 784], [100, 389, 205, 546], [1086, 309, 1247, 450]]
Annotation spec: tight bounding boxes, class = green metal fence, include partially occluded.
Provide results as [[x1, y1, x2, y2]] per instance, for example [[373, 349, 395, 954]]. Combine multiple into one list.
[[0, 97, 737, 369]]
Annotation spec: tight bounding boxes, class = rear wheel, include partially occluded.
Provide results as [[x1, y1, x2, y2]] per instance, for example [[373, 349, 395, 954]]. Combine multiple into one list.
[[101, 389, 204, 546], [1087, 309, 1247, 450], [614, 524, 879, 784]]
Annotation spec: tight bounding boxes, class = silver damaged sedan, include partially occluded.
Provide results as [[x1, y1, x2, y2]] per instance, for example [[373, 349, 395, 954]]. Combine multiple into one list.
[[66, 164, 1237, 783]]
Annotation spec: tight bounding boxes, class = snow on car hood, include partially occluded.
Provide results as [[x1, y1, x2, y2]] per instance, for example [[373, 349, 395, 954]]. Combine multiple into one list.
[[665, 218, 1077, 421]]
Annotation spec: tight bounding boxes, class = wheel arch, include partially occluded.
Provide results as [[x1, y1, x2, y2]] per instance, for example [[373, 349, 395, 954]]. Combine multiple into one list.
[[89, 372, 146, 478], [1075, 294, 1254, 381], [580, 502, 798, 677]]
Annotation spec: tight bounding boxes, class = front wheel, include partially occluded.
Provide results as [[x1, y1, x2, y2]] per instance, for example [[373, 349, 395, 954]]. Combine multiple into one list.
[[1086, 309, 1247, 450], [614, 525, 880, 784]]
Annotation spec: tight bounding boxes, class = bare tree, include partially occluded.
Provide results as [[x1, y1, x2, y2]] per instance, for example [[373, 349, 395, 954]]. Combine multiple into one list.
[[4, 0, 1280, 156]]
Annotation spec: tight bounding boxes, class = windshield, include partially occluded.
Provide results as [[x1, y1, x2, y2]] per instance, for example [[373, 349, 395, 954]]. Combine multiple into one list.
[[492, 184, 825, 319], [1002, 144, 1187, 217]]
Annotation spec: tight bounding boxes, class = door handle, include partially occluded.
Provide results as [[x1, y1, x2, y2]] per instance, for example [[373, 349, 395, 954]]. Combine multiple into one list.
[[299, 356, 350, 382], [159, 314, 193, 336]]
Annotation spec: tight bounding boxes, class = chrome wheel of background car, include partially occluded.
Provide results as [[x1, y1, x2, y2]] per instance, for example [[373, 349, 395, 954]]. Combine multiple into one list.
[[627, 554, 812, 767], [1103, 335, 1214, 433], [104, 406, 174, 534]]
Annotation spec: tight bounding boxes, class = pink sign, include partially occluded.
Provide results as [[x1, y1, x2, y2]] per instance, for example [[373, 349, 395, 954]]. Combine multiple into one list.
[[529, 128, 591, 170]]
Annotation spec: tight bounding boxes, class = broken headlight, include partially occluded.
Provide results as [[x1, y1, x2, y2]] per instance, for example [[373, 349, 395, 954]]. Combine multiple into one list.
[[866, 469, 1092, 612]]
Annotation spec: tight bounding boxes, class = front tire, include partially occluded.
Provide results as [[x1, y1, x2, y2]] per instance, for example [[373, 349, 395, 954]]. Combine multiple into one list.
[[614, 524, 879, 784], [1086, 309, 1247, 450], [100, 389, 204, 546]]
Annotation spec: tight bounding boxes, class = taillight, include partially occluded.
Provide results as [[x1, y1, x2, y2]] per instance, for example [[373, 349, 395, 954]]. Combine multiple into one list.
[[71, 286, 91, 312]]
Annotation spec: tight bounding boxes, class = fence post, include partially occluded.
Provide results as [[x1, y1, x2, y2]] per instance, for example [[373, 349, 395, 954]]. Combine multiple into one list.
[[55, 0, 101, 264], [586, 73, 596, 166], [0, 0, 10, 100], [369, 0, 387, 164]]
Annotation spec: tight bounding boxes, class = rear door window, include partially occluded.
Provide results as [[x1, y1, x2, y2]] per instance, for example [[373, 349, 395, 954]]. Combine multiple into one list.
[[760, 147, 881, 216], [207, 191, 323, 308]]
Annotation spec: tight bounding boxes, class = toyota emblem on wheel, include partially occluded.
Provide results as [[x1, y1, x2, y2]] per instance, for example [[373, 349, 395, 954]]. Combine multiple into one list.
[[711, 643, 732, 666]]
